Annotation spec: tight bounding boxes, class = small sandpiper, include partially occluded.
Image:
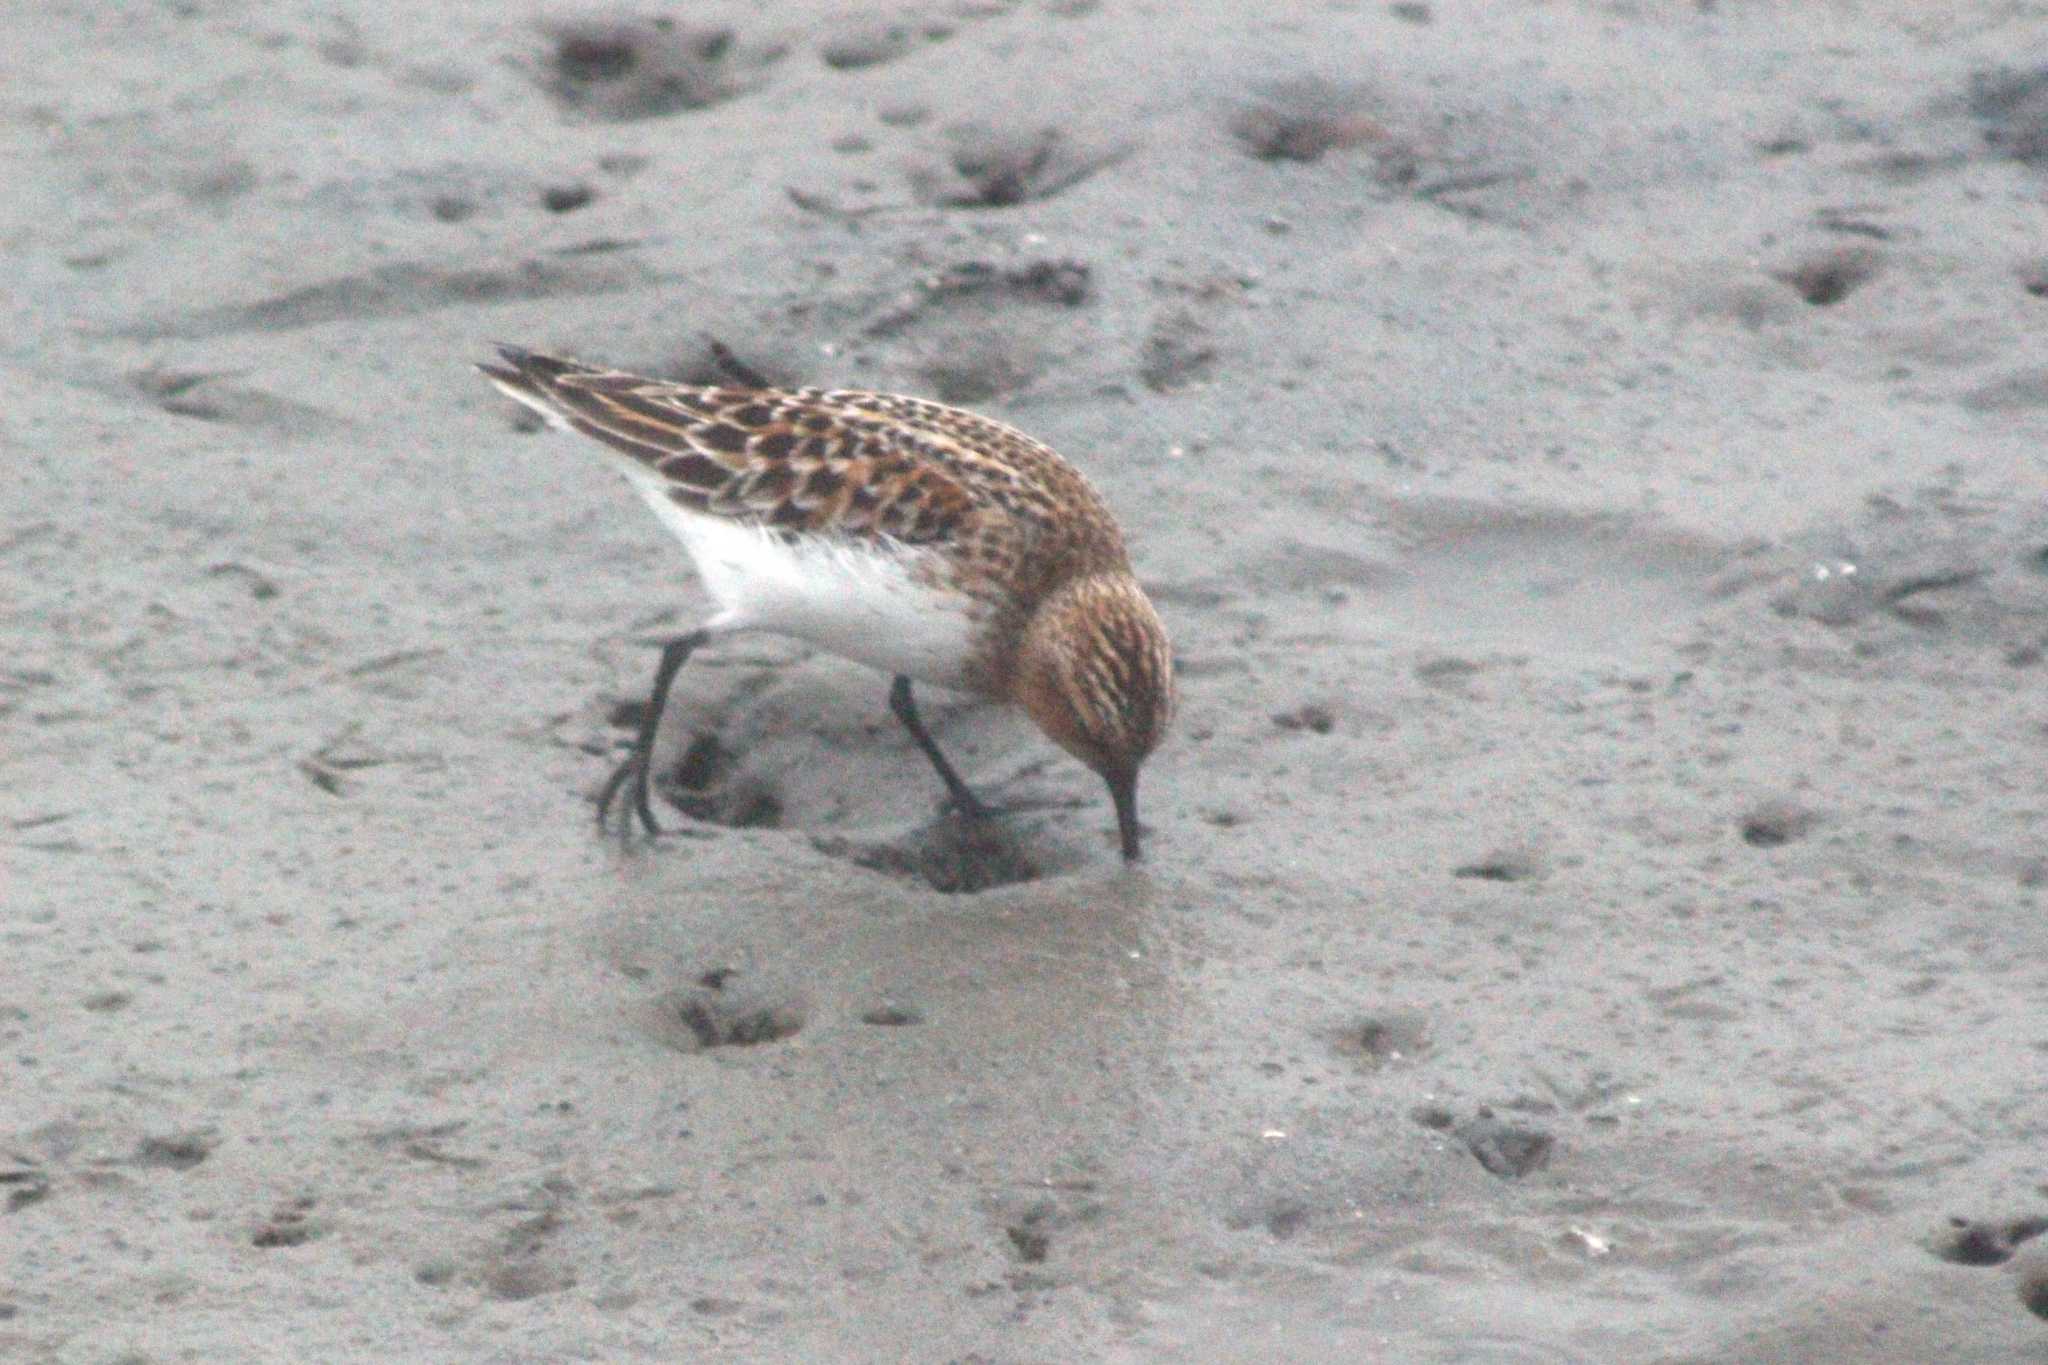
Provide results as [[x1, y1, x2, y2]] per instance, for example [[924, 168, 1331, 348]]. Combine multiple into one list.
[[479, 346, 1175, 861]]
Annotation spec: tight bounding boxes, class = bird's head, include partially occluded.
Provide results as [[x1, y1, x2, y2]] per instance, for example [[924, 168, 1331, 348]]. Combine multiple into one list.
[[1013, 573, 1175, 861]]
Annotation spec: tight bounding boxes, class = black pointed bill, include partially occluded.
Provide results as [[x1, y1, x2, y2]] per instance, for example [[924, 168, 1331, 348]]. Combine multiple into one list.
[[1109, 768, 1143, 862]]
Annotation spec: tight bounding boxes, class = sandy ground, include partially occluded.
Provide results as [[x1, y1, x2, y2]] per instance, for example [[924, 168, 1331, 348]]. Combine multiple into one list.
[[6, 1, 2048, 1359]]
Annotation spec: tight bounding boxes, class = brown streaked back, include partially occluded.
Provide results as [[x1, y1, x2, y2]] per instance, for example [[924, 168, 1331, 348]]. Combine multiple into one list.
[[478, 347, 1131, 590]]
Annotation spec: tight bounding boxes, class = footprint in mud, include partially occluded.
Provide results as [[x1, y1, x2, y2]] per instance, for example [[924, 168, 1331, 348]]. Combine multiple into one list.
[[910, 125, 1128, 208], [1230, 79, 1402, 169], [1456, 1112, 1555, 1179], [1927, 1213, 2048, 1267], [812, 813, 1044, 895], [1966, 65, 2048, 166], [480, 1196, 579, 1301], [126, 366, 337, 434], [1139, 307, 1217, 393], [251, 1195, 321, 1248], [990, 1192, 1101, 1278], [1763, 497, 2048, 646], [918, 342, 1044, 406], [651, 970, 806, 1052], [1925, 1214, 2048, 1325], [1228, 73, 1548, 222], [865, 260, 1095, 335], [538, 14, 763, 121], [862, 259, 1093, 403], [595, 653, 1075, 888], [817, 17, 940, 71]]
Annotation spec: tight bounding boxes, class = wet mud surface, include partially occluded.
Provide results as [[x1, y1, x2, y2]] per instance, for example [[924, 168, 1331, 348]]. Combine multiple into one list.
[[5, 2, 2047, 1360]]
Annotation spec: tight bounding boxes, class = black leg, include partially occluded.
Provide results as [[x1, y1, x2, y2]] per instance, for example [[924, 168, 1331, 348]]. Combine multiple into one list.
[[599, 629, 710, 837], [888, 676, 989, 819]]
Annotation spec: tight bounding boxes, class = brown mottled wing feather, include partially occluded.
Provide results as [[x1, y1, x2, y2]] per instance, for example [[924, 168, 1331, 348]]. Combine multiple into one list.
[[478, 348, 1130, 580], [811, 389, 1124, 558], [481, 346, 980, 543]]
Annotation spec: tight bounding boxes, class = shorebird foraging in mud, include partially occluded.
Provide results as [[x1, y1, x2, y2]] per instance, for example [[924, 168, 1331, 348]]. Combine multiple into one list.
[[478, 346, 1175, 862]]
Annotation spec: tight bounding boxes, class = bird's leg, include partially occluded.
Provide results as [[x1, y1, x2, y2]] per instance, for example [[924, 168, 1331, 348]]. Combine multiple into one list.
[[889, 676, 990, 820], [599, 629, 711, 837]]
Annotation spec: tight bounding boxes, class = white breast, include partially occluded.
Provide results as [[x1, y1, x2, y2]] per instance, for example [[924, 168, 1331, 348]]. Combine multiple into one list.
[[616, 465, 980, 690]]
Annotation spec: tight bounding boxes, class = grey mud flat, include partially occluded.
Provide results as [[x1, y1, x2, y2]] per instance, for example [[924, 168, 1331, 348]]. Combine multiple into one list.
[[4, 3, 2046, 1361]]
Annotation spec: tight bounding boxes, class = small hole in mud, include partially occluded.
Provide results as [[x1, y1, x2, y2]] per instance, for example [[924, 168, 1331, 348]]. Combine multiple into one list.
[[429, 194, 476, 223], [1777, 249, 1878, 306], [1756, 136, 1810, 157], [2022, 1260, 2048, 1320], [1410, 1104, 1456, 1131], [861, 1005, 922, 1026], [1272, 703, 1334, 734], [1453, 845, 1543, 882], [542, 183, 595, 213], [135, 1133, 214, 1171], [669, 731, 720, 785], [949, 138, 1050, 207], [1740, 804, 1815, 848], [1263, 1202, 1310, 1240], [1006, 1224, 1050, 1263], [1343, 1011, 1431, 1067], [812, 816, 1043, 894], [252, 1222, 313, 1248]]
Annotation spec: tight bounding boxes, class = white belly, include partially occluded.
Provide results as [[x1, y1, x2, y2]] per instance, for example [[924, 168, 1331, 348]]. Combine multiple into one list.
[[619, 466, 979, 689]]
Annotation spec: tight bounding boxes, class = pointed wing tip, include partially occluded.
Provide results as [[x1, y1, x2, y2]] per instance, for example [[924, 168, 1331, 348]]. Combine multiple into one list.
[[477, 343, 543, 389], [483, 344, 583, 383]]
